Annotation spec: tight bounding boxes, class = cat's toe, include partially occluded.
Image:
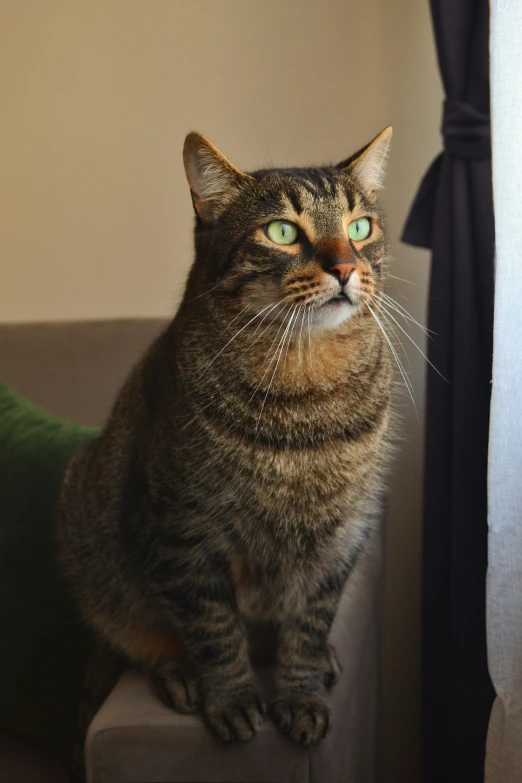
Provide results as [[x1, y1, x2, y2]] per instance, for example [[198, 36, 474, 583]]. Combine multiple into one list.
[[152, 663, 201, 714], [204, 689, 265, 743], [270, 692, 330, 745]]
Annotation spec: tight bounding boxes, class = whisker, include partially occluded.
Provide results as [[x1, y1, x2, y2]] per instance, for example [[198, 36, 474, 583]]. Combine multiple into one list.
[[251, 297, 294, 342], [247, 308, 295, 403], [310, 302, 315, 370], [372, 300, 411, 368], [180, 399, 214, 431], [297, 304, 306, 368], [380, 292, 435, 337], [366, 301, 418, 419], [225, 302, 257, 333], [276, 308, 299, 383], [197, 298, 288, 380], [256, 307, 298, 432], [382, 296, 435, 340], [307, 305, 314, 370], [388, 274, 416, 286], [262, 133, 276, 170], [250, 311, 288, 350], [374, 298, 447, 383], [283, 305, 302, 375], [186, 280, 224, 302]]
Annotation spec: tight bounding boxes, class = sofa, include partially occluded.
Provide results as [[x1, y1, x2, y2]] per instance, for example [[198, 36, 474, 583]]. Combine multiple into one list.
[[0, 319, 384, 783]]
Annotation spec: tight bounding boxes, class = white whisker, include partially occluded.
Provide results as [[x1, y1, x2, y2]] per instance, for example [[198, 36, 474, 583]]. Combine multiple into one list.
[[247, 308, 294, 403], [374, 303, 411, 368], [251, 297, 293, 342], [224, 302, 256, 333], [283, 306, 301, 375], [197, 298, 289, 380], [366, 301, 418, 419], [374, 297, 447, 383], [380, 292, 435, 337], [388, 274, 415, 286], [298, 304, 306, 368], [186, 280, 224, 302], [256, 308, 298, 432], [307, 305, 314, 369]]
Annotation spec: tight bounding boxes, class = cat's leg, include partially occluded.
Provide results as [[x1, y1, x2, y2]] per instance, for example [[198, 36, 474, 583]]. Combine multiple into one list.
[[270, 553, 359, 745], [271, 623, 336, 745], [93, 603, 263, 741], [177, 596, 265, 742], [149, 563, 265, 743]]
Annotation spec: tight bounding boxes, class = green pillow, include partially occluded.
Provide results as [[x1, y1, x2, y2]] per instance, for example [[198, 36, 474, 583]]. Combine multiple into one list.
[[0, 382, 100, 762]]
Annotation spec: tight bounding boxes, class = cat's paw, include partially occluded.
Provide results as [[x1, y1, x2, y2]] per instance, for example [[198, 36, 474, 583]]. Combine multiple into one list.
[[270, 692, 330, 745], [153, 663, 201, 714], [204, 688, 266, 743]]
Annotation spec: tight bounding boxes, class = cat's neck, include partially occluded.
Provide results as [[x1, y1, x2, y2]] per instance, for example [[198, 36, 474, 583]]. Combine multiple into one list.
[[176, 302, 382, 400], [244, 316, 379, 395]]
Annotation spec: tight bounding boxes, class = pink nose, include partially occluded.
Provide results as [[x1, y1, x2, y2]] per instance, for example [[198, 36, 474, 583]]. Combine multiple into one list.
[[329, 263, 356, 284]]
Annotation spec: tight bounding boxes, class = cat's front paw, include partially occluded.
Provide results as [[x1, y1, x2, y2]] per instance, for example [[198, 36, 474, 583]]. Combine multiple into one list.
[[204, 687, 266, 743], [270, 692, 330, 745], [152, 662, 201, 714]]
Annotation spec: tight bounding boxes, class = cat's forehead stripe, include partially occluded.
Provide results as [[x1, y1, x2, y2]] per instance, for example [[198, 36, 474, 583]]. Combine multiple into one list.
[[296, 177, 321, 200], [285, 169, 358, 214], [286, 190, 303, 215]]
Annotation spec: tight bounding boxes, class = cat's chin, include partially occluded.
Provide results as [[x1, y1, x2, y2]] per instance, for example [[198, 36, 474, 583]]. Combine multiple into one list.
[[311, 298, 360, 331]]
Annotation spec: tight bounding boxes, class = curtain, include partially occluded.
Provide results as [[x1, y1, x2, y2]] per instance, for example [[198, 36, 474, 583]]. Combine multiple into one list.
[[485, 2, 522, 780], [401, 1, 495, 780]]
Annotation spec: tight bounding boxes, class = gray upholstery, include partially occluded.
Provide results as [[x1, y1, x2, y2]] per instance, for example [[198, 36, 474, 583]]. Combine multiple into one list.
[[0, 319, 166, 426], [0, 319, 383, 783]]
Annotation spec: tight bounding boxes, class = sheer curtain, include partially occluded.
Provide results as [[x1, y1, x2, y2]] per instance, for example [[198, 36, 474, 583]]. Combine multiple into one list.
[[486, 1, 522, 780]]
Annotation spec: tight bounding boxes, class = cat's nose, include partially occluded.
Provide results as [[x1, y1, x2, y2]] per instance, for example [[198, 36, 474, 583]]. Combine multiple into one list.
[[317, 238, 356, 282], [328, 263, 356, 284]]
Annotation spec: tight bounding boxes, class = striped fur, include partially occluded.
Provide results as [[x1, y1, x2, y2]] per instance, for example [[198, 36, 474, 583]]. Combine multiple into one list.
[[56, 128, 395, 746]]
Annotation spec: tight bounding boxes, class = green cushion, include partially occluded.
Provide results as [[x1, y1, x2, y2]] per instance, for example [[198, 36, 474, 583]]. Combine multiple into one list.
[[0, 381, 100, 761]]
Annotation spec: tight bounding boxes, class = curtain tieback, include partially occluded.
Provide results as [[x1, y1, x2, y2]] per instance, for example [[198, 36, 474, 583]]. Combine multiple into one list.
[[401, 99, 491, 249], [443, 99, 491, 160]]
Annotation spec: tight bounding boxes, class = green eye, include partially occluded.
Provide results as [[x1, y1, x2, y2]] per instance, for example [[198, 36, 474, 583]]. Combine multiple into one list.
[[347, 217, 371, 241], [265, 220, 299, 245]]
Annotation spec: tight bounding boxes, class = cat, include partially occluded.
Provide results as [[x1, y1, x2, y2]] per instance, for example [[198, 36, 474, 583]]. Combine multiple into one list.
[[56, 126, 394, 747]]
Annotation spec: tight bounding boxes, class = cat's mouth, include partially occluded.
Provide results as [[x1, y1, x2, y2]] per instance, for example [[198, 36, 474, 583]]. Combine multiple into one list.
[[326, 291, 354, 306], [305, 289, 361, 330]]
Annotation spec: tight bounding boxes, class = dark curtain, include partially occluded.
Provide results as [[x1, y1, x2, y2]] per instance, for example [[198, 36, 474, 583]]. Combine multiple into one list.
[[401, 1, 495, 781]]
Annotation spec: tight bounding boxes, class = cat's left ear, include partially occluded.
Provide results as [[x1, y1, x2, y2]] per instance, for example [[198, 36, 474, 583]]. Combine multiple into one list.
[[183, 132, 252, 222], [337, 126, 393, 197]]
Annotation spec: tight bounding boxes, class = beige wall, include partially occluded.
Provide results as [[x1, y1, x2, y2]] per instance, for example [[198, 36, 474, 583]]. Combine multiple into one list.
[[377, 3, 442, 780], [0, 1, 442, 780]]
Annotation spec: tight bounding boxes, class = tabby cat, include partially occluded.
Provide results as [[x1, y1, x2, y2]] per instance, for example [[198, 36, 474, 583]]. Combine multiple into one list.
[[57, 126, 394, 746]]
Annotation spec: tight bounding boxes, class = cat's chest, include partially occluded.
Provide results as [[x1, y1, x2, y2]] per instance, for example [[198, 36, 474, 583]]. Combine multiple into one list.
[[228, 549, 322, 621], [236, 445, 357, 530]]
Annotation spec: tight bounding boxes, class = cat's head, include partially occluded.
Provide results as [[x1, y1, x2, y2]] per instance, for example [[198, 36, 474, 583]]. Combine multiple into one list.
[[183, 128, 392, 331]]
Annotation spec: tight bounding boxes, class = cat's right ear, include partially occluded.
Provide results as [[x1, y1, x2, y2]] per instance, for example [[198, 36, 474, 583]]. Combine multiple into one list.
[[183, 132, 251, 223]]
